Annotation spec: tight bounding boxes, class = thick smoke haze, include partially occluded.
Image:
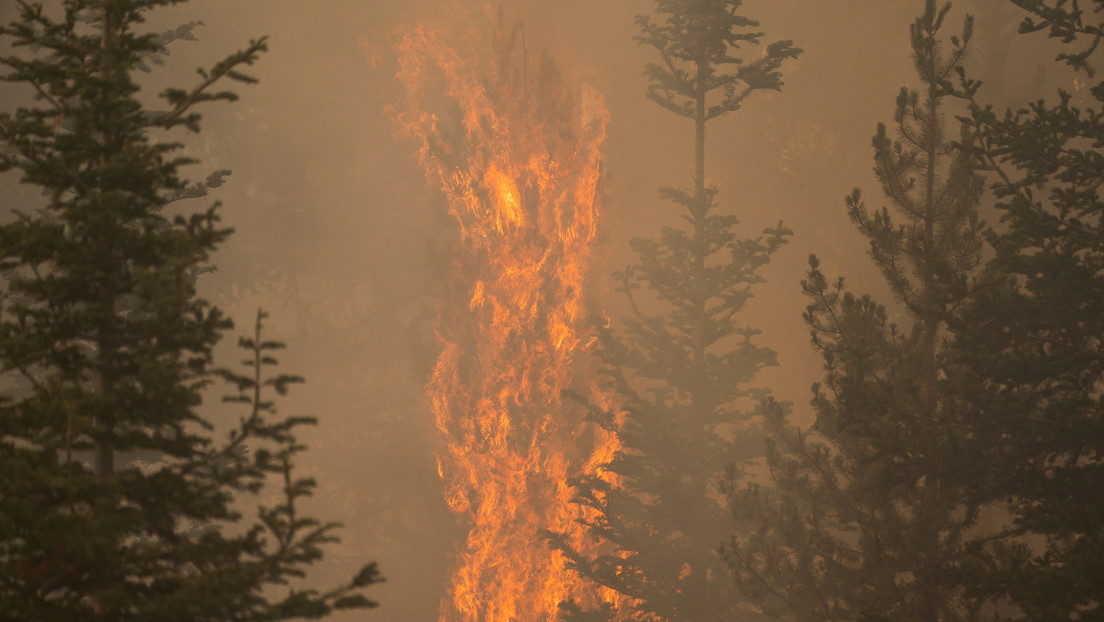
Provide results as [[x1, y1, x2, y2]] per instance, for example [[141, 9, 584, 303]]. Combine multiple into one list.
[[0, 1, 1079, 620]]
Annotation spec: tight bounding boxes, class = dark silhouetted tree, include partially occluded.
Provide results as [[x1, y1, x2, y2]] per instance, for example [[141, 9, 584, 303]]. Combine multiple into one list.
[[548, 1, 799, 620], [0, 1, 380, 619], [723, 3, 989, 621], [951, 1, 1104, 618]]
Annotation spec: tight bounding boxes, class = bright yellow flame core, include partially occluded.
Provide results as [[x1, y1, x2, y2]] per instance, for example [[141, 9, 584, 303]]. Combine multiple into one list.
[[395, 7, 625, 622]]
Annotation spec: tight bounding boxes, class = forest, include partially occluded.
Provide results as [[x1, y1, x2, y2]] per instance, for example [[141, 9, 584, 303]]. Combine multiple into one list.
[[0, 0, 1101, 621]]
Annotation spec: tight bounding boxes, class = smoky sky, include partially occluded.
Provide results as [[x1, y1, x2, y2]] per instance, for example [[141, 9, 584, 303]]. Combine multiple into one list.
[[0, 1, 1077, 620]]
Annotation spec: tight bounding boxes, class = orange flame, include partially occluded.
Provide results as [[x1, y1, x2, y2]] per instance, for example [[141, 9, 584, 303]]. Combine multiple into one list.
[[394, 5, 623, 621]]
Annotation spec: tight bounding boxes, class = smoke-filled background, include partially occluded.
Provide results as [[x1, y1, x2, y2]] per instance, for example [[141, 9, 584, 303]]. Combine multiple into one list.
[[0, 1, 1077, 620]]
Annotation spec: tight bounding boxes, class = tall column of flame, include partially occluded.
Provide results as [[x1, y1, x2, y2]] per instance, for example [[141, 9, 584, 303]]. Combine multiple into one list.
[[394, 6, 620, 621]]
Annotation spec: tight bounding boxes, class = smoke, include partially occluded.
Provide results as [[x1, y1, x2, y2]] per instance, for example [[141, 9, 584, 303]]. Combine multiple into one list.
[[0, 1, 1065, 620]]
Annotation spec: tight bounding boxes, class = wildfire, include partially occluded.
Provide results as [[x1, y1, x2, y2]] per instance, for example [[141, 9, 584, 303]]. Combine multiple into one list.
[[394, 5, 621, 621]]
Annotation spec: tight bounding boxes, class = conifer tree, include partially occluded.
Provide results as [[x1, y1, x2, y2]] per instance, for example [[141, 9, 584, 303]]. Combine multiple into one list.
[[548, 2, 799, 620], [0, 1, 380, 619], [951, 1, 1104, 618], [722, 3, 988, 620]]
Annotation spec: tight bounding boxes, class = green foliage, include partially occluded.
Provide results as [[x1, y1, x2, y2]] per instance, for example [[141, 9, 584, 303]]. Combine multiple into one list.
[[550, 2, 799, 620], [952, 0, 1104, 618], [723, 3, 988, 621], [0, 1, 379, 619]]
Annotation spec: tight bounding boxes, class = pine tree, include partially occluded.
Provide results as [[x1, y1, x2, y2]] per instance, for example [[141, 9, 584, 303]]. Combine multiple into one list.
[[951, 1, 1104, 618], [0, 2, 380, 619], [722, 3, 988, 620], [548, 1, 799, 620]]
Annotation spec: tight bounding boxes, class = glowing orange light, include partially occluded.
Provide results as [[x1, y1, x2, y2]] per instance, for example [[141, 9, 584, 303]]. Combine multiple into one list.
[[393, 4, 625, 621]]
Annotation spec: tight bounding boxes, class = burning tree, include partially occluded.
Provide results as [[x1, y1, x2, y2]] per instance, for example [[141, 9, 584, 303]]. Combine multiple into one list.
[[394, 6, 619, 621], [548, 1, 800, 620]]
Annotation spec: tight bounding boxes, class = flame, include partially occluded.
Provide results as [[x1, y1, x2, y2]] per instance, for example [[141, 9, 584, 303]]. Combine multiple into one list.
[[394, 5, 624, 621]]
